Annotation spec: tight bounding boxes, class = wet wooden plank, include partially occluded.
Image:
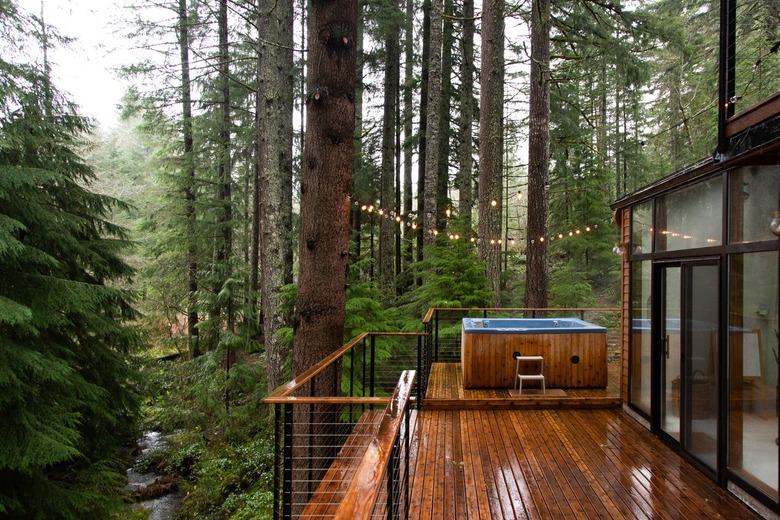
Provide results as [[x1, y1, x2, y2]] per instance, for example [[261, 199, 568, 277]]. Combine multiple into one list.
[[408, 409, 760, 520], [425, 361, 621, 409]]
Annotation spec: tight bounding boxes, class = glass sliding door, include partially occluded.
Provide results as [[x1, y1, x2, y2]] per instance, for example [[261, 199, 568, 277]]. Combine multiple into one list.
[[659, 262, 720, 473], [661, 266, 682, 440], [684, 264, 719, 472]]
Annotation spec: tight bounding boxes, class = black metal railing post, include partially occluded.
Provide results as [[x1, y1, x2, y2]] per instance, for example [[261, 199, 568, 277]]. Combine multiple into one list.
[[434, 310, 439, 362], [370, 334, 376, 397], [307, 381, 315, 496], [387, 436, 396, 519], [362, 337, 367, 399], [403, 405, 410, 517], [416, 334, 423, 409], [282, 403, 293, 520]]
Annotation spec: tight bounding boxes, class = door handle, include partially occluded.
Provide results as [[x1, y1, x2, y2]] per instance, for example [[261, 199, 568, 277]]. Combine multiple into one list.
[[664, 335, 670, 359]]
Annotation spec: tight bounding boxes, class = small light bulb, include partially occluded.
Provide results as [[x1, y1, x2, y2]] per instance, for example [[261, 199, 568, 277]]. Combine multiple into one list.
[[771, 211, 780, 237]]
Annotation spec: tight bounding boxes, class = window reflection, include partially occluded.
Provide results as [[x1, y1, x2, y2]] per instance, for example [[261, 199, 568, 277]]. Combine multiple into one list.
[[729, 252, 778, 500], [631, 202, 652, 255], [631, 260, 652, 415], [655, 176, 722, 251], [729, 165, 780, 244]]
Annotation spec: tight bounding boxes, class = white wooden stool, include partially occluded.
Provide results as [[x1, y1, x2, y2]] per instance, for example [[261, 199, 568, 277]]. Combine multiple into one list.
[[513, 355, 545, 394]]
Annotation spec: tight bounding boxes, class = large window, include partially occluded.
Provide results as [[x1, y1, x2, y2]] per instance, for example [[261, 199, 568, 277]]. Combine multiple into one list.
[[630, 260, 652, 414], [631, 202, 653, 255], [729, 251, 778, 501], [730, 165, 780, 244], [655, 176, 722, 251]]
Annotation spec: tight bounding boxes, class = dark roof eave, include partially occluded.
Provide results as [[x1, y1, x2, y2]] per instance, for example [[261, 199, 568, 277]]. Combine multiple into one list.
[[610, 156, 720, 211]]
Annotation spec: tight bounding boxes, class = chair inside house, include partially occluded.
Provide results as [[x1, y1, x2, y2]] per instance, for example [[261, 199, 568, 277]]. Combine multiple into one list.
[[740, 328, 770, 418], [513, 352, 545, 394]]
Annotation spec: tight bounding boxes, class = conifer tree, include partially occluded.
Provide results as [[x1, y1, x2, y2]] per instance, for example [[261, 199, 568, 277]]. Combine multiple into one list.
[[0, 4, 140, 516]]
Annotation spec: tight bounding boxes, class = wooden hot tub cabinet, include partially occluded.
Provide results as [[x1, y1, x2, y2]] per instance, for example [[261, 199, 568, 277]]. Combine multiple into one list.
[[461, 319, 608, 389]]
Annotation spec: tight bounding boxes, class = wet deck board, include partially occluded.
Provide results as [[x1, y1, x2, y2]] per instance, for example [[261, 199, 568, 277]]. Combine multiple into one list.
[[425, 362, 621, 409], [408, 408, 760, 519]]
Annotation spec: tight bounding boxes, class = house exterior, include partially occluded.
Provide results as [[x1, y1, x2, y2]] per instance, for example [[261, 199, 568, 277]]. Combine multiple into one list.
[[611, 39, 780, 516]]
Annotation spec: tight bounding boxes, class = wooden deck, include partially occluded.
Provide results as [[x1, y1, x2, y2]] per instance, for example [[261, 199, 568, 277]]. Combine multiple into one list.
[[404, 361, 759, 518], [407, 408, 760, 519], [424, 361, 621, 409]]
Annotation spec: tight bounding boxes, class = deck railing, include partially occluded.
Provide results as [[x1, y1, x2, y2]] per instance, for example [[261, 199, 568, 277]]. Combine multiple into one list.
[[264, 332, 425, 519], [267, 307, 619, 519]]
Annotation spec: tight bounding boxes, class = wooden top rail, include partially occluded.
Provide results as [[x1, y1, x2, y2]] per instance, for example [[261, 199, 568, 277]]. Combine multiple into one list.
[[264, 333, 369, 401], [421, 307, 621, 324], [264, 331, 428, 402], [334, 370, 416, 520], [263, 396, 392, 406]]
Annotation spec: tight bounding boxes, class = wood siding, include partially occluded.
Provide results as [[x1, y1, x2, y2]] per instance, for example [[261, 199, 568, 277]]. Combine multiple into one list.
[[461, 330, 608, 388]]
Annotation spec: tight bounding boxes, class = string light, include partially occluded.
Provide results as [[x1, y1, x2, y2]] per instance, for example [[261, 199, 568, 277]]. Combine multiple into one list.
[[354, 200, 603, 249]]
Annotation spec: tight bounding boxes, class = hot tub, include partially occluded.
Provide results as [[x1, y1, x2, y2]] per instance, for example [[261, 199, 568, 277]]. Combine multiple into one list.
[[460, 318, 608, 389]]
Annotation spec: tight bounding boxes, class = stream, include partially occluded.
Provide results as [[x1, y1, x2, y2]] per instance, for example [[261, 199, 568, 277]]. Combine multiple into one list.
[[125, 432, 184, 520]]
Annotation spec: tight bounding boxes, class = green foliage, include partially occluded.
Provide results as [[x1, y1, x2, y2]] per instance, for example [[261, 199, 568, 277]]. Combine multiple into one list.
[[549, 264, 597, 308], [175, 435, 274, 519], [0, 4, 141, 517], [399, 234, 494, 319], [135, 355, 275, 520]]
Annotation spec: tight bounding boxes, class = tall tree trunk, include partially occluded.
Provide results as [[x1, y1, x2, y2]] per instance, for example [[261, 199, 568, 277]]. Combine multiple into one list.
[[423, 0, 443, 249], [417, 0, 431, 264], [478, 0, 504, 305], [216, 0, 233, 412], [379, 13, 400, 294], [458, 0, 475, 229], [525, 0, 550, 309], [436, 0, 453, 226], [292, 0, 356, 377], [178, 0, 200, 357], [40, 1, 52, 115], [353, 3, 365, 277], [402, 0, 415, 279], [258, 0, 294, 393], [290, 8, 356, 505]]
